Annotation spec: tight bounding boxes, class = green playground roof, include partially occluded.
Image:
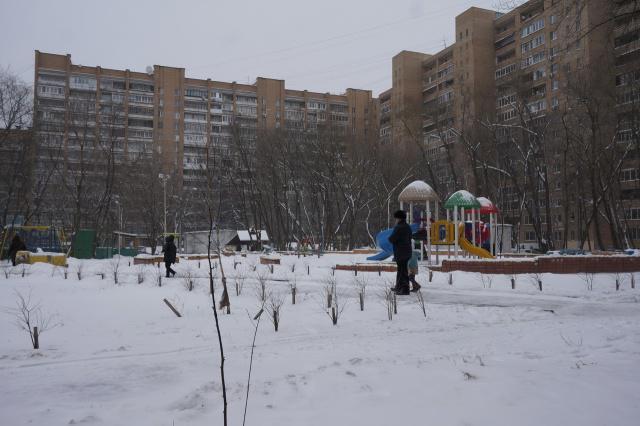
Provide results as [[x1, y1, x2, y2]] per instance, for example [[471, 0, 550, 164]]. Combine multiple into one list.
[[444, 190, 481, 209]]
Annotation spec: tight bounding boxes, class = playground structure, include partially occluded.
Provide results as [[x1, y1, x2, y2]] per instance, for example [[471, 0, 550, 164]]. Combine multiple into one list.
[[368, 181, 498, 264], [0, 225, 68, 266]]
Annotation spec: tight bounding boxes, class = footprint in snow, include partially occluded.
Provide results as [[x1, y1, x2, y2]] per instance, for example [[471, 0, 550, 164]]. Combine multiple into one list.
[[68, 415, 100, 424]]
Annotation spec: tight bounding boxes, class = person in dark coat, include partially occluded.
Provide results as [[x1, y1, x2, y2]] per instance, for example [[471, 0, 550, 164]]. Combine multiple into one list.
[[162, 235, 177, 278], [388, 210, 412, 295], [8, 234, 27, 267]]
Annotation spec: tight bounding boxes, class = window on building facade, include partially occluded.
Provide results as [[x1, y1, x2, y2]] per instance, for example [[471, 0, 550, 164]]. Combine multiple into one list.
[[521, 18, 545, 38]]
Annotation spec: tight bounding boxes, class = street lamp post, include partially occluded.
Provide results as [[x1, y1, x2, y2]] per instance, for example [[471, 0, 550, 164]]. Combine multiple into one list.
[[114, 199, 123, 255]]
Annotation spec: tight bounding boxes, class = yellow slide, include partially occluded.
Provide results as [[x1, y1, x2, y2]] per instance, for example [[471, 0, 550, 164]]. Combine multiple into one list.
[[458, 224, 495, 259]]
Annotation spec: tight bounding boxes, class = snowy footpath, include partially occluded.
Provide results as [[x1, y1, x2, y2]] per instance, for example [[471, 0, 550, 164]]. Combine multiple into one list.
[[1, 254, 639, 426]]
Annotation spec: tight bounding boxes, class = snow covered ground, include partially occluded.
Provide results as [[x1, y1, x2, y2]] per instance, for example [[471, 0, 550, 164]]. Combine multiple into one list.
[[1, 253, 639, 426]]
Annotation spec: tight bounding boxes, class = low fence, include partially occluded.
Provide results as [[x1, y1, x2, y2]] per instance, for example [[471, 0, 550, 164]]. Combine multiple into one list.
[[432, 256, 640, 274]]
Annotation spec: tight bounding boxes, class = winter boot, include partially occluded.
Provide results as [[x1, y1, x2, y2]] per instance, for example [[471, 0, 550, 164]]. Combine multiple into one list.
[[393, 286, 410, 296]]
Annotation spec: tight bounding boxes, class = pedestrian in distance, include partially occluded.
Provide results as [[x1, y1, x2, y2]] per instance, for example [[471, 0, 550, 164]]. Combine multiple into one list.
[[388, 210, 412, 295], [408, 249, 421, 292], [162, 235, 177, 278], [7, 234, 27, 267]]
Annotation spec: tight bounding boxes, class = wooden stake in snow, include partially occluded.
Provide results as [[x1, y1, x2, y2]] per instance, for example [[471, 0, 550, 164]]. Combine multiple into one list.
[[33, 326, 39, 349], [163, 298, 182, 317], [429, 270, 433, 283], [448, 273, 453, 285]]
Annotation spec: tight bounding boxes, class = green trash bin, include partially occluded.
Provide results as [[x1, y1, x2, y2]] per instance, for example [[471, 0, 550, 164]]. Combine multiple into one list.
[[119, 247, 138, 257], [73, 229, 96, 259], [94, 247, 114, 259]]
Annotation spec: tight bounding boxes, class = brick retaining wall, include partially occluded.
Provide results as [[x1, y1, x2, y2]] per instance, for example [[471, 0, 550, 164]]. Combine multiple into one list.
[[432, 256, 640, 274]]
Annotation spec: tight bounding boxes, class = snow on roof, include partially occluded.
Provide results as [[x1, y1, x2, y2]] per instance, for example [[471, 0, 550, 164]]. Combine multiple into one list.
[[397, 180, 439, 202], [237, 230, 269, 242], [444, 190, 481, 209], [477, 197, 499, 214]]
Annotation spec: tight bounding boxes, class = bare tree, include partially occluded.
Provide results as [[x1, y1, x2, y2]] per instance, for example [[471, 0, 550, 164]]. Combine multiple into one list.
[[6, 290, 58, 349], [0, 68, 34, 227]]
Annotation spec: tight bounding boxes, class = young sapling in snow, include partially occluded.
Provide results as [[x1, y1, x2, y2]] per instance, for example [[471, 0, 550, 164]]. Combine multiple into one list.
[[153, 267, 163, 287], [20, 264, 29, 278], [267, 292, 285, 332], [382, 287, 395, 321], [7, 290, 58, 349], [109, 257, 122, 285], [234, 266, 248, 296], [510, 274, 517, 290], [289, 273, 298, 305], [183, 265, 196, 291], [325, 287, 346, 326], [136, 265, 145, 284], [353, 275, 367, 311], [580, 272, 596, 291], [528, 273, 543, 291], [611, 272, 626, 291], [255, 271, 269, 302], [75, 261, 84, 280], [477, 273, 493, 289], [323, 275, 337, 309]]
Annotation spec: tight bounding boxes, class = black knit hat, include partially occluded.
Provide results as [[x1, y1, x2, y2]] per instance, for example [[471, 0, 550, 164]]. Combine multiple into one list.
[[393, 210, 407, 220]]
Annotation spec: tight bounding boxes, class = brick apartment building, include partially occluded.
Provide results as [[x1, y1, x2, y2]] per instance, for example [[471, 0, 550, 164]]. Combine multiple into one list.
[[380, 0, 639, 250], [32, 51, 379, 231]]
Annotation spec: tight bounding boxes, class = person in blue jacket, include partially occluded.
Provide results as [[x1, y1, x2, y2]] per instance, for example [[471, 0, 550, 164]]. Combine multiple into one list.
[[408, 249, 421, 292], [388, 210, 412, 295]]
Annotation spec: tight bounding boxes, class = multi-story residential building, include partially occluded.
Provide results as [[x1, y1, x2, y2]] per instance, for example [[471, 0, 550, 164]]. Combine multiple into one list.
[[0, 128, 34, 227], [33, 51, 379, 231], [380, 0, 637, 250]]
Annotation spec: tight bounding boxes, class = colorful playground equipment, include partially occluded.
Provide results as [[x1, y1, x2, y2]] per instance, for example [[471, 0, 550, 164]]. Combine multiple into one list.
[[368, 182, 498, 262], [0, 225, 68, 266], [442, 190, 495, 259]]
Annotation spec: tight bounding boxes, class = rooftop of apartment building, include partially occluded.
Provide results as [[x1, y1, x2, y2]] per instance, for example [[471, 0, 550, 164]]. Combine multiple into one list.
[[35, 51, 373, 101]]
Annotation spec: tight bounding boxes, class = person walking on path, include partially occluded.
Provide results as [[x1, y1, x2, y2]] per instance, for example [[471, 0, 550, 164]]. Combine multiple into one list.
[[162, 235, 177, 278], [388, 210, 412, 295], [7, 234, 27, 266], [408, 249, 421, 292]]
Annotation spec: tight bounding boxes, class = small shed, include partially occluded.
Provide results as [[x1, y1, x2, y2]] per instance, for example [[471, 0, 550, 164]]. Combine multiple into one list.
[[182, 230, 237, 254], [228, 229, 270, 251]]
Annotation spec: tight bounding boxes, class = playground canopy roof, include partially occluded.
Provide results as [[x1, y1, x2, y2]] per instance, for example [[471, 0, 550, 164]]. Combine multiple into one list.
[[397, 180, 439, 202], [477, 197, 499, 214], [444, 190, 481, 209]]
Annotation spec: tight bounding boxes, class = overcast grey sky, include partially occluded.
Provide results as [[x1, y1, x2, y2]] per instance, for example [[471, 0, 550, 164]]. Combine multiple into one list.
[[1, 0, 498, 96]]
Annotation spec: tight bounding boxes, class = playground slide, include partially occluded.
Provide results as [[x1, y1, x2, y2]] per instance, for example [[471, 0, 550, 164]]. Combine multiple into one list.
[[458, 224, 495, 259], [367, 224, 419, 261]]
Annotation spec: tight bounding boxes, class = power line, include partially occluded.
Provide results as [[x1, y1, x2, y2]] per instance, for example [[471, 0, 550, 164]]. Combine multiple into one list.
[[189, 0, 472, 71]]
